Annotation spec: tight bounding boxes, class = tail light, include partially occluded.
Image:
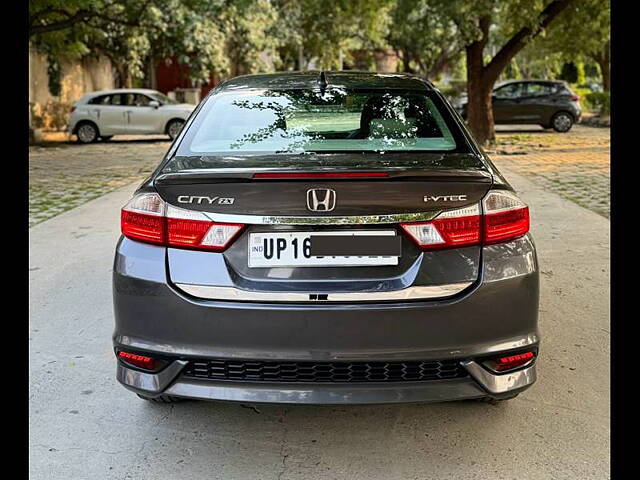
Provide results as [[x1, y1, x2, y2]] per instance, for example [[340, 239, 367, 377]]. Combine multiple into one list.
[[400, 190, 529, 250], [401, 205, 481, 250], [570, 95, 580, 102], [165, 205, 243, 251], [482, 190, 529, 244], [121, 193, 166, 244], [70, 105, 76, 113], [483, 351, 536, 373], [121, 193, 244, 251], [117, 351, 157, 370]]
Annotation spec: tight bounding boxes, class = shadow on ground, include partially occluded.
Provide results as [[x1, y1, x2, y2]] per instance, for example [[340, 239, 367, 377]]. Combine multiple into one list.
[[495, 128, 553, 135], [34, 138, 171, 148]]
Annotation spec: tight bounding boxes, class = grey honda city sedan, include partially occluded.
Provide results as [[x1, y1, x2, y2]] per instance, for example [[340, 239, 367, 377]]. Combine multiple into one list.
[[113, 71, 539, 405]]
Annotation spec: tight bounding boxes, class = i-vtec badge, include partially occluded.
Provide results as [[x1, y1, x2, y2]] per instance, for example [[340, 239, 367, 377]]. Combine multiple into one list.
[[177, 195, 235, 205], [423, 194, 468, 202]]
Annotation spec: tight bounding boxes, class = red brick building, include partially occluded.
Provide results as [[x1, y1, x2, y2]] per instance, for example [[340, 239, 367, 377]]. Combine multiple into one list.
[[154, 58, 220, 98]]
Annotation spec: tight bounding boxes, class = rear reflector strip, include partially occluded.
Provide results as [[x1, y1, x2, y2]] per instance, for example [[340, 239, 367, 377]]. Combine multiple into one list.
[[483, 351, 535, 372], [253, 172, 389, 179], [117, 351, 156, 370]]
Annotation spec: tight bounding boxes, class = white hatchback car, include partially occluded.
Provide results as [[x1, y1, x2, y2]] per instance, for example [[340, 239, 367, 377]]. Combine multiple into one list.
[[69, 89, 195, 143]]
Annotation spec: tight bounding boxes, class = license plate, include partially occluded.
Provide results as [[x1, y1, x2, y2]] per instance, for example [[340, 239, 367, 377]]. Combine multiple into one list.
[[248, 231, 400, 268]]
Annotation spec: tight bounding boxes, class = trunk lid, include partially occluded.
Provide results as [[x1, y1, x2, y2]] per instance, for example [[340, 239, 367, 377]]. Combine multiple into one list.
[[155, 152, 492, 216], [158, 152, 492, 299]]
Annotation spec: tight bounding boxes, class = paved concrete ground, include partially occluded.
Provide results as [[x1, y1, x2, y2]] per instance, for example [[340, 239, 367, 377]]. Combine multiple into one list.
[[492, 125, 610, 218], [29, 165, 609, 479]]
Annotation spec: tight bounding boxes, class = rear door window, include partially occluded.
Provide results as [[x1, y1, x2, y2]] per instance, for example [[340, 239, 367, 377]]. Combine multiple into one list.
[[88, 95, 112, 105], [525, 83, 554, 97], [494, 83, 525, 99], [121, 94, 137, 106], [110, 94, 124, 106]]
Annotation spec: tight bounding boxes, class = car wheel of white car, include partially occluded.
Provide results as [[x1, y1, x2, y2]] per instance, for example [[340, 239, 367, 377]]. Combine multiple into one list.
[[167, 120, 185, 140], [77, 123, 99, 144]]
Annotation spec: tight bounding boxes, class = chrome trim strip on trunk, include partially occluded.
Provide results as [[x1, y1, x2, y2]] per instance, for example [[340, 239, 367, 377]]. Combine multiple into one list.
[[174, 282, 473, 302], [194, 209, 443, 225]]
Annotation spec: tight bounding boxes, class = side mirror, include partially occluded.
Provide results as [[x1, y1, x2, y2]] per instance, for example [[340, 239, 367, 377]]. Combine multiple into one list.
[[149, 100, 160, 109]]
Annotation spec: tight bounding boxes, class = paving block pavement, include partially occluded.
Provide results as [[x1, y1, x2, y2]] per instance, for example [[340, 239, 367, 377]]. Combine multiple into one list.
[[491, 125, 610, 218]]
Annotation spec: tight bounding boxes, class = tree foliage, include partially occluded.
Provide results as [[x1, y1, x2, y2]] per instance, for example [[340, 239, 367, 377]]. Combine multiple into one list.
[[427, 0, 577, 144], [271, 0, 394, 70], [388, 0, 463, 80], [29, 0, 609, 141], [522, 0, 610, 90]]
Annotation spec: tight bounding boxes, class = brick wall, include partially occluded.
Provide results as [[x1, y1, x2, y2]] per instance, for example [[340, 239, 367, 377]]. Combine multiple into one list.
[[29, 47, 115, 130]]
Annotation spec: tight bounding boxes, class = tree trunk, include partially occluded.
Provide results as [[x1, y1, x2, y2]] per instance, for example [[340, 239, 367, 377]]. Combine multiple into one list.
[[466, 82, 495, 146], [115, 64, 132, 88], [298, 45, 305, 70], [401, 52, 415, 73], [464, 0, 575, 146], [144, 56, 157, 90], [465, 25, 495, 146], [465, 15, 495, 145], [594, 41, 610, 92], [426, 48, 458, 82]]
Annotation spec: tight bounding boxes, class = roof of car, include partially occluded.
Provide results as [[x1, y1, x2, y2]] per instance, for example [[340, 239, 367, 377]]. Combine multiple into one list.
[[215, 71, 433, 92], [497, 79, 566, 86], [78, 89, 160, 101]]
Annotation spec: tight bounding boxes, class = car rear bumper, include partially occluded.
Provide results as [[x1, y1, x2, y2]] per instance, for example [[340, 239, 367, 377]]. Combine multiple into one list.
[[112, 234, 539, 403], [117, 360, 536, 404]]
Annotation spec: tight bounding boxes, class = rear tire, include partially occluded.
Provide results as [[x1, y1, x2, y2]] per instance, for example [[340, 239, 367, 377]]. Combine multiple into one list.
[[136, 393, 185, 404], [76, 122, 99, 144], [551, 112, 574, 132], [167, 119, 185, 140]]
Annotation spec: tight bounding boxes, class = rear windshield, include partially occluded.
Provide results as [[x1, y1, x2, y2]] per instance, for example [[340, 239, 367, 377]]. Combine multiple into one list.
[[177, 88, 464, 155]]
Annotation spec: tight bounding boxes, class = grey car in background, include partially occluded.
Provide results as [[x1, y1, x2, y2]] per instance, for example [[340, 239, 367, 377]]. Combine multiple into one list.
[[113, 71, 539, 405], [459, 80, 581, 132]]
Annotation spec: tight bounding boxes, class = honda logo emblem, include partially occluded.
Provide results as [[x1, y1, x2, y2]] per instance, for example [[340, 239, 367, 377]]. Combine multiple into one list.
[[306, 188, 337, 212]]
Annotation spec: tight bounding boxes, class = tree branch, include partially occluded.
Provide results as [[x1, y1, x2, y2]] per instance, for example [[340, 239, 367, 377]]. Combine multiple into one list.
[[484, 0, 576, 83], [29, 1, 153, 37], [29, 9, 94, 36]]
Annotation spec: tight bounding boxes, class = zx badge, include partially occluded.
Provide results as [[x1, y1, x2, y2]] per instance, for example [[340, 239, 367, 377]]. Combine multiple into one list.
[[423, 195, 467, 202], [177, 195, 235, 205]]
